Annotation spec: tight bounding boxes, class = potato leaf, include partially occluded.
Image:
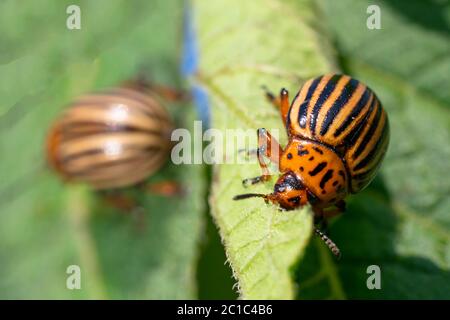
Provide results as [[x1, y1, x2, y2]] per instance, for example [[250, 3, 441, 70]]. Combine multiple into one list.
[[193, 0, 336, 299], [0, 0, 206, 299]]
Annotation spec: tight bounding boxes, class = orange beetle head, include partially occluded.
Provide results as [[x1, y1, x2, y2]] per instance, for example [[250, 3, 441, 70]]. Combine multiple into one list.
[[269, 172, 308, 210], [233, 172, 308, 211]]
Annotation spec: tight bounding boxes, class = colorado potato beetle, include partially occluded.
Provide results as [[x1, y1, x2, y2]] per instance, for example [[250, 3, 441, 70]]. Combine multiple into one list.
[[46, 81, 180, 191], [234, 73, 390, 257]]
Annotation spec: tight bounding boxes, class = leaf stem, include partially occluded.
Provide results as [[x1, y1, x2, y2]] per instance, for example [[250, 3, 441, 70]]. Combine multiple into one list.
[[66, 185, 107, 299], [316, 238, 346, 299]]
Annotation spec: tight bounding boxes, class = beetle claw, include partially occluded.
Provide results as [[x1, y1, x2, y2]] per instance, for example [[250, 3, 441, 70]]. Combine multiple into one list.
[[238, 148, 257, 160], [242, 176, 260, 187], [242, 178, 252, 187]]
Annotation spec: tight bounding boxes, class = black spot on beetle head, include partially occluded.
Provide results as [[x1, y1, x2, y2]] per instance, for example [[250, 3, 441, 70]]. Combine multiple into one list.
[[274, 183, 286, 193], [272, 172, 306, 210], [281, 172, 303, 190], [287, 196, 300, 205]]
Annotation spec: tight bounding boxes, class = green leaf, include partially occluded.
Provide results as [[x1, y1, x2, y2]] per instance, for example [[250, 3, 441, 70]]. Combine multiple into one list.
[[193, 0, 335, 299], [0, 0, 206, 299], [295, 0, 450, 299]]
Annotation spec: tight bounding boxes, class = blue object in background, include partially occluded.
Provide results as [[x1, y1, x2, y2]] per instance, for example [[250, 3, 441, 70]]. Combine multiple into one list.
[[181, 2, 211, 128]]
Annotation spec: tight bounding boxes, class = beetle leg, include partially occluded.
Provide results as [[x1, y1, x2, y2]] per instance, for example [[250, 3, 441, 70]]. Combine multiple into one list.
[[279, 88, 290, 124], [140, 180, 185, 197], [262, 86, 290, 124], [261, 85, 281, 108], [99, 180, 184, 212], [100, 191, 137, 212], [335, 200, 346, 212], [147, 83, 190, 102], [123, 76, 190, 102], [313, 200, 346, 221], [238, 148, 258, 161], [315, 228, 341, 259], [314, 213, 329, 234], [98, 182, 183, 232], [323, 200, 346, 219], [99, 192, 147, 232], [242, 128, 282, 187], [312, 207, 341, 258], [242, 174, 273, 186]]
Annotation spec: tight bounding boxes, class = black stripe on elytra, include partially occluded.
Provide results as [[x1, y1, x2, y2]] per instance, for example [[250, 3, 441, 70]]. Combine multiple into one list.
[[334, 87, 372, 138], [354, 118, 388, 171], [310, 74, 342, 136], [61, 140, 162, 164], [61, 148, 105, 164], [66, 146, 162, 176], [103, 90, 171, 124], [343, 94, 377, 149], [308, 161, 327, 176], [298, 77, 321, 128], [298, 149, 309, 156], [72, 94, 166, 123], [338, 170, 345, 180], [68, 153, 151, 177], [88, 149, 167, 185], [61, 121, 164, 142], [353, 146, 383, 176], [352, 100, 382, 160], [320, 77, 357, 136], [320, 169, 334, 189], [352, 170, 374, 181], [61, 121, 108, 139]]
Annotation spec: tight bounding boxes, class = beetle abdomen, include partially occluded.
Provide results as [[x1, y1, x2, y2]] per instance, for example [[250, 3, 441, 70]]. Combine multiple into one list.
[[287, 73, 389, 193], [46, 88, 173, 190]]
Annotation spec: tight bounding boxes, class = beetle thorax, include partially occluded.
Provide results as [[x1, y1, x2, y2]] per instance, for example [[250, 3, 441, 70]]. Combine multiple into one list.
[[279, 138, 348, 206]]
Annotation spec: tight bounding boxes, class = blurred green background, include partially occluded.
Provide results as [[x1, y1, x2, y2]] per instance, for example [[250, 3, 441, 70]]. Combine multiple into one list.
[[0, 0, 449, 299], [0, 0, 217, 299]]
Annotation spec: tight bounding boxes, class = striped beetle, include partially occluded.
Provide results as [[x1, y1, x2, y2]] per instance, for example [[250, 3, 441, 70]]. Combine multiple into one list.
[[234, 73, 390, 257], [46, 80, 185, 209]]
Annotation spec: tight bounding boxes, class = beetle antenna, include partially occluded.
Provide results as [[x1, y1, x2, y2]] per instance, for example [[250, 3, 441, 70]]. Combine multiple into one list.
[[315, 228, 341, 259], [233, 193, 267, 201]]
